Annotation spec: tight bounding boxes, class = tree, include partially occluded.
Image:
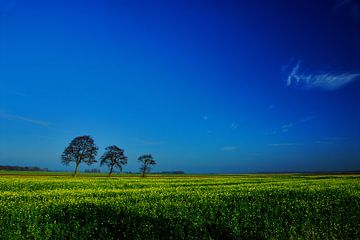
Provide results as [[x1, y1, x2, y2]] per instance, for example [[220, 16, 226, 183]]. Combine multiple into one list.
[[100, 145, 127, 177], [138, 154, 156, 177], [61, 136, 98, 177]]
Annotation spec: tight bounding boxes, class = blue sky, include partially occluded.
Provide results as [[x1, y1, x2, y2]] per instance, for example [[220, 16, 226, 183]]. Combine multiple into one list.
[[1, 0, 360, 173]]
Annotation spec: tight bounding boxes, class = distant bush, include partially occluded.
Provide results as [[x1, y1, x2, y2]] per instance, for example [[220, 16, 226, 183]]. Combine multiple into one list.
[[0, 165, 48, 171], [160, 171, 185, 174], [84, 168, 101, 173]]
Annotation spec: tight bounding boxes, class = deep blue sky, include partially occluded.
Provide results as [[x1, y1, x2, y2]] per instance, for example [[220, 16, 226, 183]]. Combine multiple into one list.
[[1, 0, 360, 173]]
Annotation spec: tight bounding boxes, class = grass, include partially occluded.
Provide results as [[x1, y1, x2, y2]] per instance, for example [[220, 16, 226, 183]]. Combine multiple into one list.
[[0, 173, 359, 239]]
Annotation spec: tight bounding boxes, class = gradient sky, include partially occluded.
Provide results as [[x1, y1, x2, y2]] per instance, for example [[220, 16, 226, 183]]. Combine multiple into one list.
[[1, 0, 360, 173]]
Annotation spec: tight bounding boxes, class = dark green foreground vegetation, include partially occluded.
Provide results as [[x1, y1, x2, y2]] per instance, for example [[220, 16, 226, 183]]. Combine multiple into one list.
[[0, 173, 359, 239]]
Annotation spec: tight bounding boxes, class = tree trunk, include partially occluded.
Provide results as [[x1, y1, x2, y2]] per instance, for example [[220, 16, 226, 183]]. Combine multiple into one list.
[[74, 162, 79, 177], [108, 166, 113, 177]]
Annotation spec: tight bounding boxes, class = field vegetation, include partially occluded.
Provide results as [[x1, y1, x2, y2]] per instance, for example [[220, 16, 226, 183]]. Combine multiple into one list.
[[0, 173, 359, 239]]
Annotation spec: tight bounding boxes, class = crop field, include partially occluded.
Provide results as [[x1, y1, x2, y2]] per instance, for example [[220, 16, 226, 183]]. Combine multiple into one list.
[[0, 173, 359, 239]]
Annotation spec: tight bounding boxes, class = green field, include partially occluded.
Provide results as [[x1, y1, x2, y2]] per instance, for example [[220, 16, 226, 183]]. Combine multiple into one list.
[[0, 173, 359, 239]]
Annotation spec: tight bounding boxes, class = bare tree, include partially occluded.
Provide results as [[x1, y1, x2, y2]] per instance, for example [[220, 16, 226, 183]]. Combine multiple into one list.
[[61, 136, 98, 177], [100, 145, 127, 177], [138, 154, 156, 177]]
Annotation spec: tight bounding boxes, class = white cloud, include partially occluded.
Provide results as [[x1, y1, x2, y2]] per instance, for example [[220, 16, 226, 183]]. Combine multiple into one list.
[[281, 116, 315, 133], [230, 123, 238, 129], [283, 60, 360, 91], [221, 146, 237, 151], [0, 111, 50, 127]]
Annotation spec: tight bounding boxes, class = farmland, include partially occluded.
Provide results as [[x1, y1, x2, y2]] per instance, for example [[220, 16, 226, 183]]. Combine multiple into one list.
[[0, 173, 359, 239]]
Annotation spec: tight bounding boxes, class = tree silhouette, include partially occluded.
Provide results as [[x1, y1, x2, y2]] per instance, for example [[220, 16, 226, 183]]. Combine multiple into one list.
[[138, 154, 156, 177], [61, 136, 98, 177], [100, 145, 127, 177]]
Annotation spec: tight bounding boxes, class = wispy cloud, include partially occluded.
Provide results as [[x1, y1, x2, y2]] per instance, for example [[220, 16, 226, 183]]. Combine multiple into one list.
[[136, 138, 164, 146], [269, 143, 301, 147], [203, 116, 208, 121], [268, 104, 275, 110], [315, 137, 347, 145], [281, 116, 315, 133], [221, 146, 237, 151], [335, 0, 360, 21], [230, 123, 238, 130], [283, 60, 360, 91], [315, 140, 334, 145], [0, 111, 50, 127]]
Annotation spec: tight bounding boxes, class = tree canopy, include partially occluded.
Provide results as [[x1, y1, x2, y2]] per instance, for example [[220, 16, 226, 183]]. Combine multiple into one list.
[[138, 154, 156, 177], [100, 145, 127, 177], [61, 135, 98, 177]]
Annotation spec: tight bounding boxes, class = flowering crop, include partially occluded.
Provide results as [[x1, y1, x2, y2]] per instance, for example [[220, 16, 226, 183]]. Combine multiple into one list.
[[0, 174, 359, 239]]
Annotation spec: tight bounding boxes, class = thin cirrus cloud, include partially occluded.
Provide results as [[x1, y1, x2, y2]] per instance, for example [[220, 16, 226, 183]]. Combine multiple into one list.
[[315, 137, 347, 145], [135, 138, 164, 146], [268, 104, 275, 110], [282, 60, 360, 91], [221, 146, 237, 151], [0, 111, 50, 127], [270, 115, 314, 135], [281, 116, 315, 133], [335, 0, 360, 21], [269, 143, 301, 147]]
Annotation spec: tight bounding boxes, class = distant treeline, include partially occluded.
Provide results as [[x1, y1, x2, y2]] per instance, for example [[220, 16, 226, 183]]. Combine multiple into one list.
[[158, 171, 185, 174], [84, 168, 101, 173], [123, 171, 185, 174], [0, 165, 48, 172]]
